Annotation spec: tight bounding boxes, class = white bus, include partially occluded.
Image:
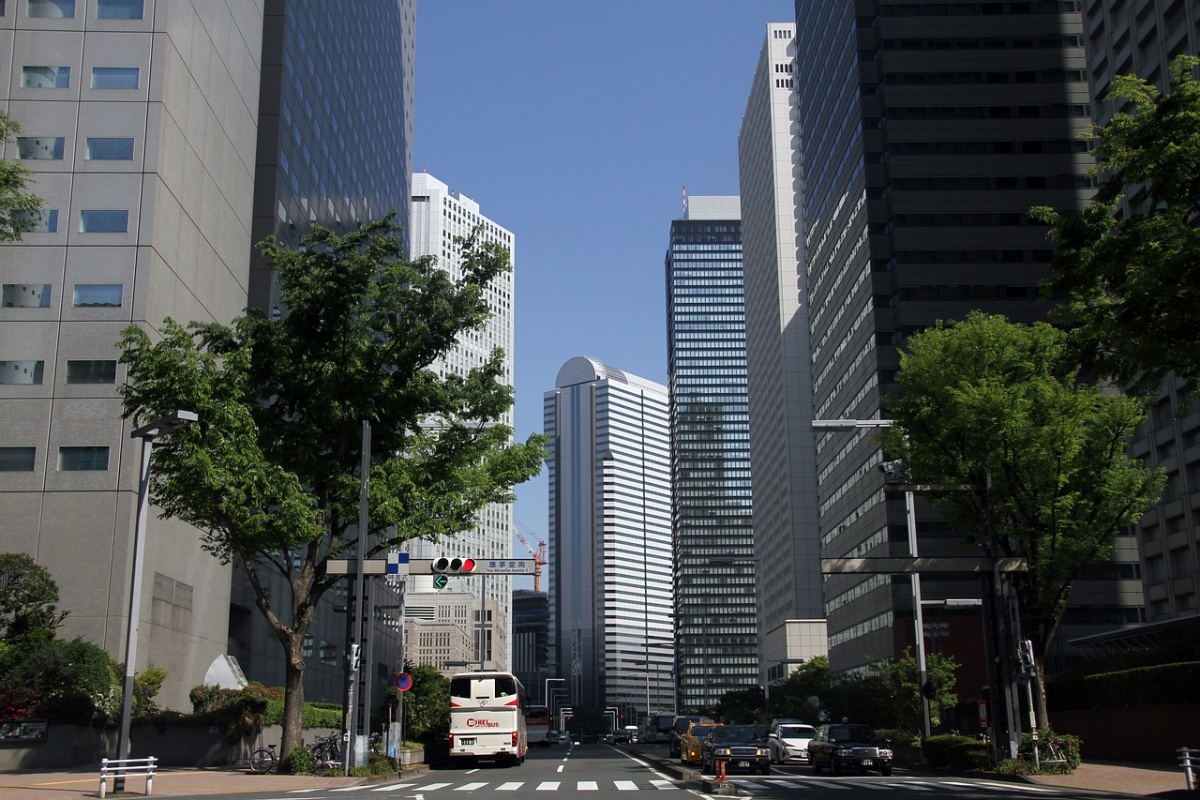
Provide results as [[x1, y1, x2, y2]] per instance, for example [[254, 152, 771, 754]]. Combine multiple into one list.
[[448, 671, 527, 766]]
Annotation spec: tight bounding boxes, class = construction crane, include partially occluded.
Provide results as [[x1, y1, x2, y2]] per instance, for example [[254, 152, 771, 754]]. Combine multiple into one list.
[[515, 529, 547, 591]]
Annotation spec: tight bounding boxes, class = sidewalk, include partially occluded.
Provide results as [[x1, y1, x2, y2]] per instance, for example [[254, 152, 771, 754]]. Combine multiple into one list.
[[0, 764, 427, 800], [1023, 760, 1193, 798]]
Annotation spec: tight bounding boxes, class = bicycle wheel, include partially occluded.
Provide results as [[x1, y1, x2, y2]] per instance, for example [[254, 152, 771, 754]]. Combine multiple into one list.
[[249, 749, 275, 774]]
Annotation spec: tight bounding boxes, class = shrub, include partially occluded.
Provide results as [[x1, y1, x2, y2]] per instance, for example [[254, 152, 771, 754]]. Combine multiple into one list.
[[1019, 730, 1081, 774], [280, 745, 314, 775], [186, 683, 268, 743], [923, 734, 987, 768]]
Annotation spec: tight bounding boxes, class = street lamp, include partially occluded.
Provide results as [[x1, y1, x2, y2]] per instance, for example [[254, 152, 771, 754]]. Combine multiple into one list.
[[811, 418, 933, 739], [116, 410, 197, 782], [544, 677, 565, 706]]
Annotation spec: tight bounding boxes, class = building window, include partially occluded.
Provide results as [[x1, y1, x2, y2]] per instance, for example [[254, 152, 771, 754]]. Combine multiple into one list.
[[21, 66, 70, 88], [96, 0, 142, 18], [79, 210, 129, 233], [2, 284, 52, 308], [58, 446, 109, 471], [0, 360, 44, 385], [85, 137, 135, 160], [13, 209, 59, 233], [90, 67, 139, 89], [28, 0, 74, 18], [72, 283, 122, 307], [0, 447, 35, 472], [66, 360, 117, 384], [16, 137, 65, 160]]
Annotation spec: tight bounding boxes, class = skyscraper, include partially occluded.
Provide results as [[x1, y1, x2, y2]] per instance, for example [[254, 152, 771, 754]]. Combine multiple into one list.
[[737, 23, 828, 689], [1, 0, 417, 709], [407, 171, 516, 672], [665, 196, 757, 711], [794, 1, 1142, 677], [544, 357, 673, 720], [1081, 0, 1200, 627], [1, 0, 264, 709]]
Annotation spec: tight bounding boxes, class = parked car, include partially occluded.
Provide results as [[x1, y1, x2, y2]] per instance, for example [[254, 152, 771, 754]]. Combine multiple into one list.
[[668, 715, 711, 758], [679, 720, 719, 765], [700, 724, 771, 775], [806, 723, 893, 776], [768, 720, 816, 764]]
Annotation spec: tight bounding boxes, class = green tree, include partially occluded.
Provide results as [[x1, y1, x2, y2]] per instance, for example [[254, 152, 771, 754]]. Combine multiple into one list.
[[117, 217, 547, 757], [768, 656, 831, 722], [0, 553, 67, 644], [878, 312, 1164, 726], [1032, 55, 1200, 398], [867, 649, 960, 735], [0, 111, 46, 241], [401, 664, 449, 744], [714, 685, 765, 724]]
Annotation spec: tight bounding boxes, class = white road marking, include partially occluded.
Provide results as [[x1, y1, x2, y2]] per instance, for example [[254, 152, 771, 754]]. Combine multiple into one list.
[[369, 783, 418, 792], [614, 780, 639, 791], [536, 781, 560, 790], [453, 782, 487, 791], [494, 782, 524, 791], [649, 779, 678, 790], [578, 781, 599, 790]]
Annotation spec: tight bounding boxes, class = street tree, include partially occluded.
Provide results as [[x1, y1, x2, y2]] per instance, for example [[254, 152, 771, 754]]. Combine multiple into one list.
[[398, 663, 449, 745], [877, 312, 1164, 726], [117, 217, 547, 757], [867, 649, 959, 735], [0, 553, 68, 644], [767, 655, 830, 721], [1032, 55, 1200, 399], [0, 112, 46, 241]]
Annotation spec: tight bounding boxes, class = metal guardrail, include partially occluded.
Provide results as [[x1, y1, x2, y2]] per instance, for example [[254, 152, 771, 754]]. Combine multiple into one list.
[[99, 756, 157, 798], [1178, 746, 1200, 791]]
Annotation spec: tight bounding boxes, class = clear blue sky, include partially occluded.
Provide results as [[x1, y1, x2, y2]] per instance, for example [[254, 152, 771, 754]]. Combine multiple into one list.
[[413, 2, 792, 580]]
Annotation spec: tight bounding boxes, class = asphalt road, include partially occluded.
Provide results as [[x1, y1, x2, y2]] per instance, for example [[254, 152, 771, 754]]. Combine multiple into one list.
[[189, 741, 1120, 800]]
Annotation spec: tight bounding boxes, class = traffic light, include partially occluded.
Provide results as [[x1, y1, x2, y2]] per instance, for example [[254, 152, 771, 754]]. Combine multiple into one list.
[[1018, 639, 1035, 668], [432, 557, 477, 574]]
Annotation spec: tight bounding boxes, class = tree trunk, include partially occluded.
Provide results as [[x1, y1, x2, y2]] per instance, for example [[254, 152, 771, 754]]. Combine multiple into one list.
[[281, 633, 307, 758], [1034, 663, 1050, 732]]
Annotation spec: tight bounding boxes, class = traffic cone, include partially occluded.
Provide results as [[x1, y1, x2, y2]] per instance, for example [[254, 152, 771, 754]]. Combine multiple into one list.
[[715, 758, 727, 783]]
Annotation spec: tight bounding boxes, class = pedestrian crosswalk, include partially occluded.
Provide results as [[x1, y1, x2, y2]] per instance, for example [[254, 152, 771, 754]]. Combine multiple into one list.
[[286, 776, 1066, 794]]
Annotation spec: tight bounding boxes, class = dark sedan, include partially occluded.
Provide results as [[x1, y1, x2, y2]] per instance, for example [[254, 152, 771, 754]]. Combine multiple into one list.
[[806, 723, 893, 776], [700, 724, 771, 775]]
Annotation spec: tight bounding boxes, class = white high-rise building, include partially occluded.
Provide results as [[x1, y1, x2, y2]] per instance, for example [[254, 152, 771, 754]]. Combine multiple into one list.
[[408, 172, 516, 671], [737, 23, 827, 686], [544, 357, 673, 720]]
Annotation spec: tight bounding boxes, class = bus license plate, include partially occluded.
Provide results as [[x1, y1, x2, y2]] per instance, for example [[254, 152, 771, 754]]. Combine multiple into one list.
[[461, 738, 476, 746]]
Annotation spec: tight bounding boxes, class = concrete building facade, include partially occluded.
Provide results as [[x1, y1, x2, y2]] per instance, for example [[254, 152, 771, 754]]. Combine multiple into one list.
[[737, 24, 828, 689], [406, 171, 516, 673]]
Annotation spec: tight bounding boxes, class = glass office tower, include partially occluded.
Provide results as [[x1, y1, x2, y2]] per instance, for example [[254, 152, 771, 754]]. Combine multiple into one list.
[[665, 197, 757, 712]]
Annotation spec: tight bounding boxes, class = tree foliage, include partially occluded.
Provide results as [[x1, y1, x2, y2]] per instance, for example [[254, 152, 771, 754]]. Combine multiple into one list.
[[400, 663, 449, 744], [877, 312, 1164, 724], [117, 216, 547, 756], [0, 552, 67, 644], [866, 648, 960, 734], [0, 111, 46, 242], [1032, 55, 1200, 398], [767, 656, 831, 722]]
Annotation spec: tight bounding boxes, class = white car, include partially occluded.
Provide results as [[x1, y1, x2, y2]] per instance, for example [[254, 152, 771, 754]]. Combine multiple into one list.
[[768, 721, 816, 764]]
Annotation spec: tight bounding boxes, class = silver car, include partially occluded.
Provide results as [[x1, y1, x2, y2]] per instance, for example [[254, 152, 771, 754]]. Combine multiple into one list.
[[768, 721, 816, 764]]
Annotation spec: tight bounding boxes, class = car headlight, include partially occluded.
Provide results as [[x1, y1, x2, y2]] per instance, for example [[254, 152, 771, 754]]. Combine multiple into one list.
[[879, 748, 893, 758], [716, 747, 732, 756], [757, 748, 768, 756], [835, 747, 854, 757]]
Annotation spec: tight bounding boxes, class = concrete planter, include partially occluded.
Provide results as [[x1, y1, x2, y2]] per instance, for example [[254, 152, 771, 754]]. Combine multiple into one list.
[[397, 748, 424, 767]]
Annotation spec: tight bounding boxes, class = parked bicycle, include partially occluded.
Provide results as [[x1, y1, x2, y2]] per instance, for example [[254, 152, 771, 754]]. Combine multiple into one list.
[[309, 732, 343, 769], [248, 743, 278, 774]]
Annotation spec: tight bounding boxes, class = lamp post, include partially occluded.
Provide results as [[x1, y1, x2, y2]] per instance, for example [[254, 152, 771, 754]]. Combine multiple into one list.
[[116, 410, 197, 787], [812, 419, 932, 739], [544, 677, 565, 706]]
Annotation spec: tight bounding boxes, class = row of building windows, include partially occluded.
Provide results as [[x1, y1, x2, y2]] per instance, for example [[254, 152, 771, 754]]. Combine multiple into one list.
[[875, 1, 1080, 16], [886, 104, 1091, 121], [12, 0, 143, 19], [4, 208, 127, 233], [882, 34, 1083, 50], [888, 139, 1089, 157], [0, 445, 109, 471], [17, 136, 135, 160], [3, 283, 122, 307], [883, 68, 1085, 86], [0, 359, 116, 385], [18, 66, 140, 90]]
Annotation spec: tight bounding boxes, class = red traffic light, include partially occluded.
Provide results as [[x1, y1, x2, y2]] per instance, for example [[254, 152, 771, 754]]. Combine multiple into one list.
[[432, 557, 478, 574]]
